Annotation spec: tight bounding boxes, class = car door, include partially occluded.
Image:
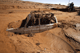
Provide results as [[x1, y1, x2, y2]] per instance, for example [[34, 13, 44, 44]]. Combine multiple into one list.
[[29, 25, 40, 33], [40, 23, 54, 32], [24, 25, 40, 33], [24, 27, 32, 34]]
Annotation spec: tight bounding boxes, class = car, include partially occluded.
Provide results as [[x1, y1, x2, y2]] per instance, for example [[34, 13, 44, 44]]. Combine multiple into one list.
[[6, 10, 58, 34]]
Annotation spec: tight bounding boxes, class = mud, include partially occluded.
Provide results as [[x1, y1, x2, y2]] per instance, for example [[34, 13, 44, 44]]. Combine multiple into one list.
[[8, 20, 22, 28], [7, 14, 80, 53], [0, 0, 80, 53]]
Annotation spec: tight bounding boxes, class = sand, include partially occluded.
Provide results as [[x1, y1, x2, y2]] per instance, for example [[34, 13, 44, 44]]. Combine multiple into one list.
[[0, 1, 80, 53]]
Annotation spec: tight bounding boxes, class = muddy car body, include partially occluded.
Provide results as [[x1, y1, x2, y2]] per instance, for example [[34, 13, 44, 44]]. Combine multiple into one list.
[[6, 11, 58, 34]]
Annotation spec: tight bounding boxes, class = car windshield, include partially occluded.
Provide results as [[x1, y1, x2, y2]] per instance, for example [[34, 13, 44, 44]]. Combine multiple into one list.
[[26, 13, 56, 27]]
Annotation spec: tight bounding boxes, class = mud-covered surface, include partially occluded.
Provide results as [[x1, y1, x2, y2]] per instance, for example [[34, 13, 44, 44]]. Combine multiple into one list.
[[6, 10, 80, 53], [0, 1, 80, 53], [8, 20, 22, 28]]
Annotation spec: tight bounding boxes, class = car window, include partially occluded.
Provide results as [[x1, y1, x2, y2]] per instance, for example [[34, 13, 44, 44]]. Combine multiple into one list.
[[27, 19, 39, 27], [40, 17, 56, 25], [26, 13, 56, 27]]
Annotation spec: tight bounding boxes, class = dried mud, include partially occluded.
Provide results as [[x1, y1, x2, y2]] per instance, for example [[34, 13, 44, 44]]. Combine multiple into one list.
[[0, 1, 80, 53]]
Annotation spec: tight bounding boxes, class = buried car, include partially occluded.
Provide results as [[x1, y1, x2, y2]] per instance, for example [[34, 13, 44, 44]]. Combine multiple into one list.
[[6, 11, 58, 34]]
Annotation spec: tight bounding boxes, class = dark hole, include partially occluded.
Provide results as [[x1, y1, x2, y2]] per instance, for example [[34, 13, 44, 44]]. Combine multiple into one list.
[[76, 49, 80, 51], [36, 43, 40, 46]]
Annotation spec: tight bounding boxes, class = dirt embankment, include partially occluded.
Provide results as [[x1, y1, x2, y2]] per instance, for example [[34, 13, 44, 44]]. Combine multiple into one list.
[[0, 0, 66, 10]]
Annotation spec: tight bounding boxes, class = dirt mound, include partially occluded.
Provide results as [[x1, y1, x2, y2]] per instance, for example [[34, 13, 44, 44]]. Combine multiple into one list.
[[8, 20, 22, 28], [0, 5, 36, 10], [0, 0, 67, 10]]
